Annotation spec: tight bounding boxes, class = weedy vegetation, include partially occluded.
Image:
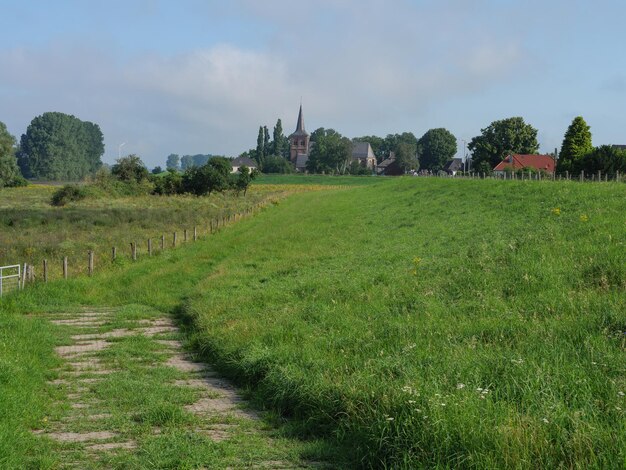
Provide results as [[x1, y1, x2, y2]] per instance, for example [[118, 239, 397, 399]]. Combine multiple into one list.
[[1, 176, 624, 468]]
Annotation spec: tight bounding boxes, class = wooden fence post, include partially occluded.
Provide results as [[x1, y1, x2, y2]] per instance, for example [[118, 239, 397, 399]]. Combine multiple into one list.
[[193, 226, 197, 241], [173, 232, 177, 247], [580, 171, 584, 182], [184, 229, 188, 242], [161, 234, 165, 250], [131, 242, 137, 261], [63, 257, 68, 279], [88, 251, 94, 276], [43, 259, 48, 283], [112, 246, 117, 261], [210, 220, 214, 234], [148, 238, 152, 256]]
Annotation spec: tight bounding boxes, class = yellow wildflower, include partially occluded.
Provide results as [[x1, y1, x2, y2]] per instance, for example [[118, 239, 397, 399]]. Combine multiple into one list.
[[580, 214, 589, 222], [552, 207, 561, 215]]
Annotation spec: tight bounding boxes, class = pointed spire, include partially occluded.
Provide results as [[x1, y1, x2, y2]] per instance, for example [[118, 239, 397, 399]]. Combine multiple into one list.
[[295, 104, 305, 134]]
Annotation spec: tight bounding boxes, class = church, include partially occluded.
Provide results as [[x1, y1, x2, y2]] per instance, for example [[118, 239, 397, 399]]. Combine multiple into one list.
[[288, 105, 376, 172]]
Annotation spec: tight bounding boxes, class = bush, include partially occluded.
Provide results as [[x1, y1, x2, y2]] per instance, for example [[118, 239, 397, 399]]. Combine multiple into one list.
[[50, 184, 87, 206], [262, 155, 294, 174], [111, 154, 149, 183], [152, 169, 183, 195]]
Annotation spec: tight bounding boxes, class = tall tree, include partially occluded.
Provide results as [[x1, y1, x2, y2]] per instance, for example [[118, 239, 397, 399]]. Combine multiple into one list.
[[255, 126, 264, 164], [192, 154, 211, 167], [306, 129, 352, 174], [180, 155, 194, 170], [394, 141, 418, 172], [468, 117, 539, 171], [558, 116, 593, 174], [263, 126, 270, 158], [18, 112, 104, 180], [417, 128, 457, 171], [166, 154, 180, 171], [272, 119, 288, 158], [0, 121, 26, 188]]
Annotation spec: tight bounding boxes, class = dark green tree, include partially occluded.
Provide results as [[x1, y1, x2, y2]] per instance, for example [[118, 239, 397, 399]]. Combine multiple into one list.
[[261, 155, 294, 173], [166, 154, 180, 171], [180, 155, 194, 170], [192, 154, 211, 167], [557, 116, 593, 174], [18, 112, 104, 180], [152, 168, 183, 195], [182, 157, 232, 195], [468, 117, 539, 170], [233, 165, 259, 196], [272, 119, 289, 158], [395, 141, 418, 172], [576, 145, 626, 175], [417, 128, 457, 171], [111, 154, 149, 183], [306, 129, 352, 174], [255, 126, 265, 164], [0, 121, 26, 188], [263, 126, 270, 157], [152, 166, 163, 174]]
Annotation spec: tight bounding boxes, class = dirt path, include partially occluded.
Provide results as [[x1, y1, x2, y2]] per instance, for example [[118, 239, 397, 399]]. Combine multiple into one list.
[[32, 306, 312, 469]]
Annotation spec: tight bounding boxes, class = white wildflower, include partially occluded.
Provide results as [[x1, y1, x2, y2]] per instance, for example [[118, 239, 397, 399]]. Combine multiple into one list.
[[456, 383, 465, 390]]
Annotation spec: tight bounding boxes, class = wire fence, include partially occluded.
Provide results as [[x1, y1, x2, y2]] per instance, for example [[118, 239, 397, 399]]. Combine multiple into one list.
[[2, 197, 278, 295]]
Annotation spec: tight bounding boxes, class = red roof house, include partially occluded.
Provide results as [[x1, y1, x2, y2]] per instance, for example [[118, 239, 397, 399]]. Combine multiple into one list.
[[493, 154, 555, 175]]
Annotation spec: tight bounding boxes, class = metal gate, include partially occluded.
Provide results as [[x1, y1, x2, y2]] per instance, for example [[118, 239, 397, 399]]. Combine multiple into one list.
[[0, 264, 22, 297]]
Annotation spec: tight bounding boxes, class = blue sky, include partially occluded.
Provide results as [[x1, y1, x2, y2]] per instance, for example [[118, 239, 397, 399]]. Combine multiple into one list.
[[1, 0, 625, 167]]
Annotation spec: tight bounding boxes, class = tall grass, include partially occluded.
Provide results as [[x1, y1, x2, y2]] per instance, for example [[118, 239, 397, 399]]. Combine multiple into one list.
[[179, 178, 625, 468], [1, 178, 624, 468], [0, 184, 298, 278]]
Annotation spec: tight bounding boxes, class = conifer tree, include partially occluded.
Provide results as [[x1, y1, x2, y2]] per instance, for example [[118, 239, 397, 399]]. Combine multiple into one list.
[[255, 126, 264, 164], [558, 116, 592, 174]]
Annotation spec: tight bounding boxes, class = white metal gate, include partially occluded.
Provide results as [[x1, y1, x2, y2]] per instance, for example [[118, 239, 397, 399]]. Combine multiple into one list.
[[0, 264, 22, 297]]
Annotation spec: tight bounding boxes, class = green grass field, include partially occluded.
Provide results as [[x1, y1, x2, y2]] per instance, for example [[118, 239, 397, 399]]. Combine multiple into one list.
[[1, 176, 624, 468]]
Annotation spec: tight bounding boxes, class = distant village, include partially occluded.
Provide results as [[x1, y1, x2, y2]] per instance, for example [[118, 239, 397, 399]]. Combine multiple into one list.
[[230, 105, 626, 179]]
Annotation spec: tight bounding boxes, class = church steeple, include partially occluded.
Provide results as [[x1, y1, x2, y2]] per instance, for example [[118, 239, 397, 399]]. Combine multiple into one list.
[[294, 104, 306, 134], [289, 103, 310, 163]]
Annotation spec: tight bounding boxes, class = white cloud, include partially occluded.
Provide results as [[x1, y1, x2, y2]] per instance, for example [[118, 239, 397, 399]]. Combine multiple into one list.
[[0, 1, 531, 166]]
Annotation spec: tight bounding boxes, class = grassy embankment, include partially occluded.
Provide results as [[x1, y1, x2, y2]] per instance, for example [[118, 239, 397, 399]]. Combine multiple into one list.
[[0, 183, 309, 279], [1, 176, 625, 468]]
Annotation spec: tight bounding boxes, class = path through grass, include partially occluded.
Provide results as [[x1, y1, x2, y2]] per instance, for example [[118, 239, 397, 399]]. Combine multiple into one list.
[[30, 304, 321, 468]]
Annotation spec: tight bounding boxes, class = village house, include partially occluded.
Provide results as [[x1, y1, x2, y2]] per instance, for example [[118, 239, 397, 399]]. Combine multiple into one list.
[[351, 141, 377, 170], [493, 154, 555, 176], [376, 152, 403, 175], [231, 156, 258, 173], [443, 158, 463, 175], [289, 105, 377, 172]]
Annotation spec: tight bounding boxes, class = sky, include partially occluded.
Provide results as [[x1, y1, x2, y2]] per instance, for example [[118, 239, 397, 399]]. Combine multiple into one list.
[[0, 0, 625, 168]]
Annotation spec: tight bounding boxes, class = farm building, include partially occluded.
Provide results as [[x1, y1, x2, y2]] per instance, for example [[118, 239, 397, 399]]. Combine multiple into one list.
[[493, 154, 555, 176], [231, 156, 258, 173], [443, 158, 464, 175]]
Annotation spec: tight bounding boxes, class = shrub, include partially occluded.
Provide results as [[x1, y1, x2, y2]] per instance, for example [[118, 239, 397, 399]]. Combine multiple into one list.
[[152, 169, 183, 195], [50, 184, 87, 206], [111, 154, 149, 183]]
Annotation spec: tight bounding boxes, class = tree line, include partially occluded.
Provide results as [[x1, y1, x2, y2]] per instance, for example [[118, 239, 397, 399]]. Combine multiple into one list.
[[2, 111, 625, 190]]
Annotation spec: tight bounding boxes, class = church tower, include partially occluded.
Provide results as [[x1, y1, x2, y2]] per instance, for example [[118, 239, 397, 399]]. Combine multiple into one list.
[[289, 104, 310, 163]]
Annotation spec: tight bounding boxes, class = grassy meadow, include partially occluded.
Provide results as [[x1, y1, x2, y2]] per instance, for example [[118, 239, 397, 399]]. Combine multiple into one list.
[[1, 176, 624, 468]]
